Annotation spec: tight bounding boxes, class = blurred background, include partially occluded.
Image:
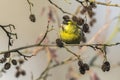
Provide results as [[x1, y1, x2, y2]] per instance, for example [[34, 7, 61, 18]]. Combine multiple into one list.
[[0, 0, 120, 80]]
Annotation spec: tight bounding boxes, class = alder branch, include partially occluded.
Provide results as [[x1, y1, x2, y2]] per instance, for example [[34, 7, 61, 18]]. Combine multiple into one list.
[[76, 0, 120, 8], [95, 1, 120, 7], [0, 42, 120, 54]]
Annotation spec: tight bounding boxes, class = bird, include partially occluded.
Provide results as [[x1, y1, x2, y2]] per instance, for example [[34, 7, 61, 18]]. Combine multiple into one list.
[[59, 21, 81, 44]]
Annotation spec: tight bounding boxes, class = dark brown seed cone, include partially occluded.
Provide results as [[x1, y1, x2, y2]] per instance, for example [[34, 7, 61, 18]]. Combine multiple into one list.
[[89, 21, 93, 26], [104, 61, 110, 66], [101, 64, 110, 72], [101, 61, 110, 72], [88, 11, 95, 18], [83, 63, 89, 71], [80, 8, 87, 14], [4, 63, 11, 70], [78, 60, 83, 67], [29, 14, 36, 22], [15, 71, 20, 78], [56, 39, 64, 48], [19, 59, 24, 64], [82, 23, 89, 33], [79, 67, 85, 74], [63, 15, 70, 21], [11, 59, 17, 65], [16, 66, 20, 70], [4, 53, 11, 58], [91, 18, 96, 23], [77, 18, 84, 25], [21, 70, 26, 76], [72, 16, 78, 22]]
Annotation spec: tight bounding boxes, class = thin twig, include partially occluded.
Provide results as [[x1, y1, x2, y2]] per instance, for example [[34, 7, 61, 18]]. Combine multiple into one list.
[[49, 57, 77, 69], [36, 60, 52, 80], [16, 50, 33, 60], [38, 22, 49, 45], [27, 0, 34, 14], [64, 46, 80, 59], [48, 0, 73, 15]]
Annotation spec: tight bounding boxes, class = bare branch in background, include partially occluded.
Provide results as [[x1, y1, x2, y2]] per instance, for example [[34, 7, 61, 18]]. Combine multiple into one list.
[[36, 60, 52, 80], [95, 1, 120, 7], [0, 24, 17, 50]]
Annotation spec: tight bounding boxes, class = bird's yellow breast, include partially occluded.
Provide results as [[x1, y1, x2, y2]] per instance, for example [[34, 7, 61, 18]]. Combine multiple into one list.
[[60, 29, 81, 44]]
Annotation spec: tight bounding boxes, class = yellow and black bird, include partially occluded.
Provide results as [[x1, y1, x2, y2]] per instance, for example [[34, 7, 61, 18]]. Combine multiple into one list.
[[60, 20, 81, 44]]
